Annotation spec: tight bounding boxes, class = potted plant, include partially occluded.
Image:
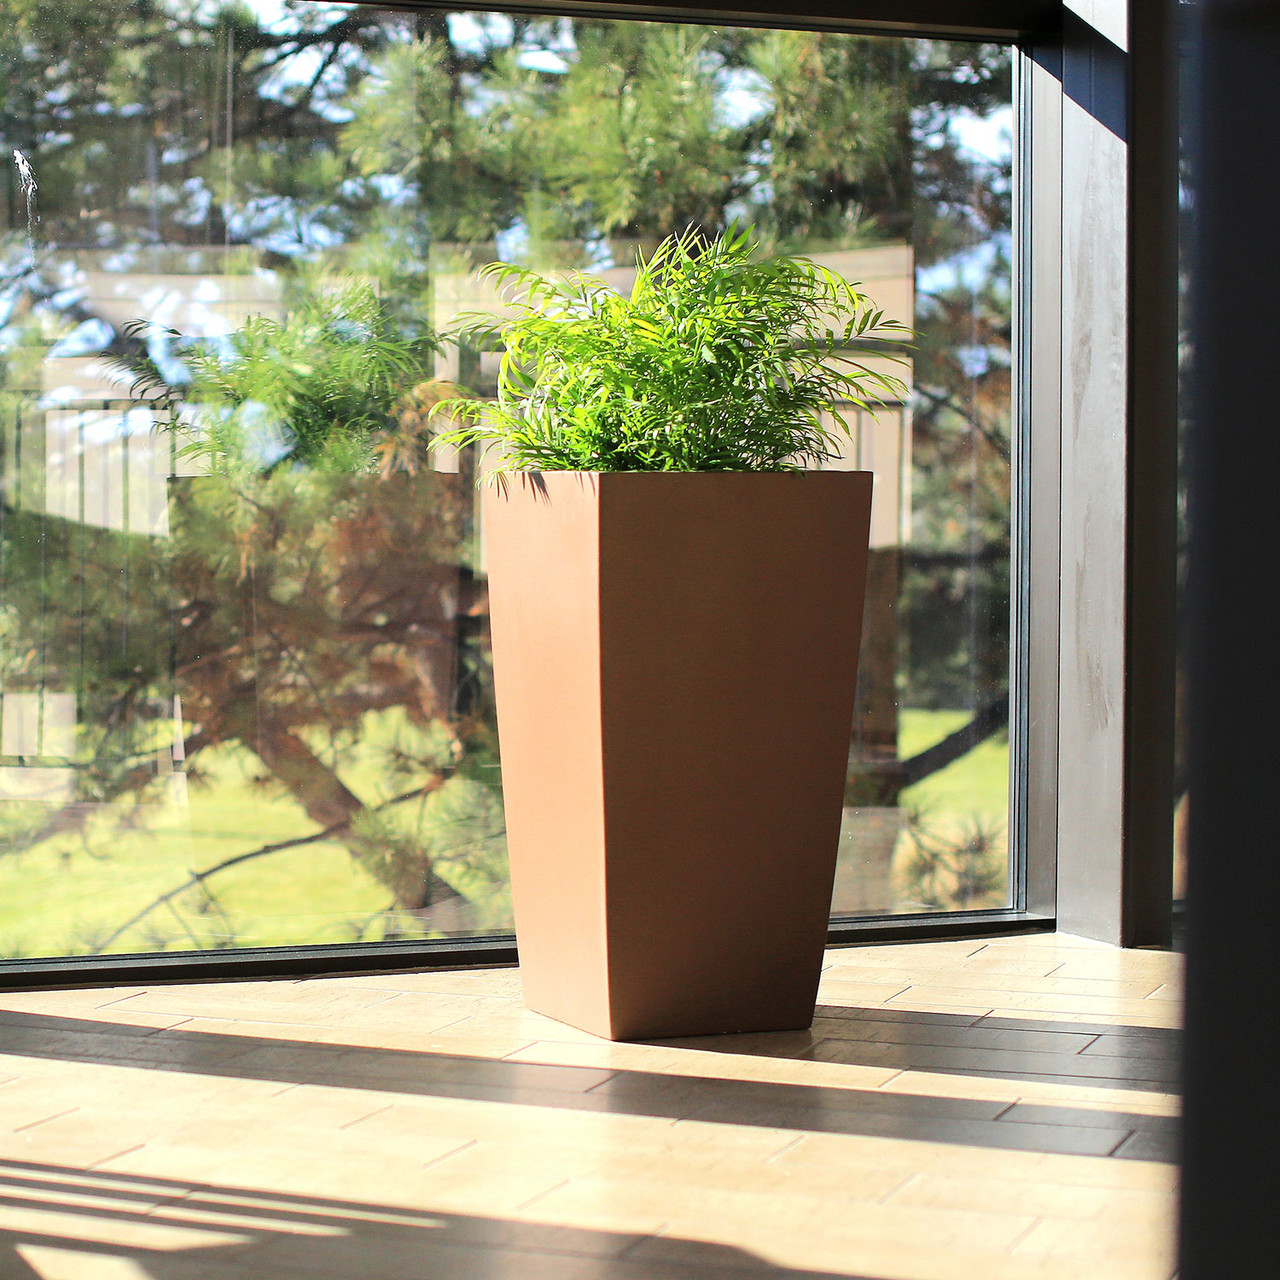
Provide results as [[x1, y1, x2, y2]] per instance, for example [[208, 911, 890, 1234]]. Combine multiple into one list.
[[437, 227, 909, 1040]]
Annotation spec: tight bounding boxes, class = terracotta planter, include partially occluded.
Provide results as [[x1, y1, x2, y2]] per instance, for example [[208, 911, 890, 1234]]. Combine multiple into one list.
[[483, 470, 873, 1040]]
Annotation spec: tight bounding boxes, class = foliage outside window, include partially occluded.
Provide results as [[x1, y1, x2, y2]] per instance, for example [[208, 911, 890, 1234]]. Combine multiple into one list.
[[0, 1, 1013, 958]]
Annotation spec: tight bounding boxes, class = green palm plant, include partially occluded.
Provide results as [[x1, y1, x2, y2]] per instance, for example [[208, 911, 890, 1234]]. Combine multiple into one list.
[[433, 225, 910, 474]]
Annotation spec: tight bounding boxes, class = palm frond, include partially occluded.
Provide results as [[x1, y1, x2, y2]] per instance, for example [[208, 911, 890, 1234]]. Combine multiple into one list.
[[433, 225, 913, 476]]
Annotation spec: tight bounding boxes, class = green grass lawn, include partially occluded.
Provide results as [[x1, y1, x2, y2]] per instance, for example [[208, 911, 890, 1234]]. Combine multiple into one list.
[[0, 744, 393, 959], [892, 708, 1012, 911], [0, 706, 1009, 959], [898, 708, 1010, 827], [0, 709, 509, 960]]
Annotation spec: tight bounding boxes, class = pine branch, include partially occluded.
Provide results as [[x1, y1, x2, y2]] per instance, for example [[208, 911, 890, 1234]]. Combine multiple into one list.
[[913, 385, 1011, 464], [88, 773, 455, 955]]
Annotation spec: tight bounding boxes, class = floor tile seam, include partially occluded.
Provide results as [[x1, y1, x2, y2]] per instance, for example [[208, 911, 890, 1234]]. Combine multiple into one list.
[[336, 1071, 629, 1101], [498, 1039, 541, 1061], [845, 1057, 1181, 1081], [1007, 1231, 1181, 1262], [0, 1047, 253, 1076], [162, 1186, 452, 1227], [829, 972, 1171, 993], [761, 1134, 807, 1163], [181, 1054, 624, 1095], [300, 985, 525, 1003], [502, 1057, 885, 1087], [875, 984, 915, 1005], [1108, 1129, 1168, 1159], [348, 991, 420, 1014], [91, 991, 150, 1011], [893, 981, 1180, 1000], [972, 1013, 1166, 1033], [827, 1167, 1180, 1201], [207, 1231, 647, 1272], [581, 1070, 626, 1095], [990, 1097, 1023, 1121], [891, 1170, 1178, 1200], [0, 1014, 197, 1041], [218, 1079, 637, 1114], [803, 1046, 1181, 1080], [145, 1012, 454, 1033], [653, 1207, 1043, 1255], [344, 1092, 692, 1134], [0, 1064, 637, 1116], [927, 1064, 1180, 1091], [436, 1231, 674, 1269], [1100, 1126, 1143, 1157], [1070, 1029, 1141, 1059], [1004, 1215, 1045, 1254], [635, 1232, 1041, 1276], [875, 1170, 919, 1205], [987, 1028, 1182, 1047], [515, 1176, 572, 1212], [420, 1137, 477, 1171], [10, 1106, 79, 1134], [612, 1221, 672, 1261], [2, 1012, 199, 1037], [874, 1066, 1177, 1099], [139, 1186, 238, 1222], [1078, 1043, 1183, 1062], [988, 1114, 1171, 1145], [535, 1169, 1043, 1222], [994, 1104, 1179, 1131], [92, 998, 504, 1021], [588, 1066, 904, 1095], [560, 1117, 1128, 1165], [897, 1000, 1182, 1021], [589, 1079, 1023, 1119], [421, 1014, 494, 1036], [337, 1103, 394, 1131], [86, 1143, 147, 1171], [808, 1031, 1120, 1055]]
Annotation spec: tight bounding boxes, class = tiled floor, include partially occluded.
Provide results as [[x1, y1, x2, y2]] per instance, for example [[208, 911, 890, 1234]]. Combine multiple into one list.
[[0, 932, 1181, 1280]]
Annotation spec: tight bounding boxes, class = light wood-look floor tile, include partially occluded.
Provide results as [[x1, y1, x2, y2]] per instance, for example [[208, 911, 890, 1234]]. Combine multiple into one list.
[[0, 932, 1181, 1280]]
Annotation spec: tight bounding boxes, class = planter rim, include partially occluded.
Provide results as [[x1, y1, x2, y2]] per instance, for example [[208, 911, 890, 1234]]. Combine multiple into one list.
[[490, 468, 866, 477]]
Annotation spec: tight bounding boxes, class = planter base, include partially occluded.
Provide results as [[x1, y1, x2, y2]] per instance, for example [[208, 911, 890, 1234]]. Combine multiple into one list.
[[484, 471, 873, 1040]]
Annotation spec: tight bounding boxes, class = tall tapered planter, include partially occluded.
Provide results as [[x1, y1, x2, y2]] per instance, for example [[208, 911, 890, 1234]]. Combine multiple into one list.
[[484, 470, 873, 1040]]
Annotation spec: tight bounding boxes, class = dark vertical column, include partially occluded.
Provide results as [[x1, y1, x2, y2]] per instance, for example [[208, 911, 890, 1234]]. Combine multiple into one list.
[[1179, 0, 1280, 1271]]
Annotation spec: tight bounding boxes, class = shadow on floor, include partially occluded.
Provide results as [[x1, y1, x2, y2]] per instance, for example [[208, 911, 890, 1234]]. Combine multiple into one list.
[[0, 1157, 876, 1280], [0, 1009, 1178, 1162], [662, 1004, 1182, 1093]]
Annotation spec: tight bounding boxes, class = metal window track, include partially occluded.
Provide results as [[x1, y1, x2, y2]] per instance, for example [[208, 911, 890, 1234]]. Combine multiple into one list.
[[0, 911, 1052, 993]]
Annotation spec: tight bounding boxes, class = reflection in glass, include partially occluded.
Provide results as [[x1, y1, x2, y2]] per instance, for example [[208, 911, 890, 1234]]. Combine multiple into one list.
[[0, 5, 1012, 957]]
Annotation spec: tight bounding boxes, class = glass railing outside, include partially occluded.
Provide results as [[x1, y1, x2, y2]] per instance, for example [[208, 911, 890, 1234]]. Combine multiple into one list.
[[0, 4, 1013, 958]]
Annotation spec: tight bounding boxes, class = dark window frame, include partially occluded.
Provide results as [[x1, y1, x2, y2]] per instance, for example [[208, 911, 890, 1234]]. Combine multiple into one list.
[[1, 0, 1179, 990]]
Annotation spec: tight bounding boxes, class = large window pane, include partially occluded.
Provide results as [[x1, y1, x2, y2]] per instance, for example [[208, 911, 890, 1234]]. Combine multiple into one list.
[[0, 3, 1012, 959]]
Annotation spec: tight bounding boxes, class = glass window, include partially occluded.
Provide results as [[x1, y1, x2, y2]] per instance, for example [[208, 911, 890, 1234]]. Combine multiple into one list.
[[0, 3, 1013, 960]]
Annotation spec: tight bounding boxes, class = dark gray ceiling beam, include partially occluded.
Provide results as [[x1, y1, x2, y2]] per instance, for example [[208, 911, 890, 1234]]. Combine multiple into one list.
[[374, 0, 1060, 42]]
